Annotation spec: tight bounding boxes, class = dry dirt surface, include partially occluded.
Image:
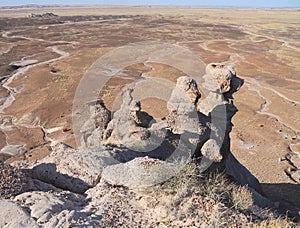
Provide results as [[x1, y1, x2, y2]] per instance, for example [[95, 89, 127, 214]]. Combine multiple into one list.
[[0, 5, 299, 209]]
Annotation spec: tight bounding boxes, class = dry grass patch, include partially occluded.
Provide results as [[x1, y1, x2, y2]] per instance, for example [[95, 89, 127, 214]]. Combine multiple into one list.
[[232, 186, 254, 211], [255, 216, 297, 228], [141, 161, 299, 227]]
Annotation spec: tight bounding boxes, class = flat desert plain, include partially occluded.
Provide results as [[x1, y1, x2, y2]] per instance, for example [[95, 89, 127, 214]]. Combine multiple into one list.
[[0, 5, 299, 207]]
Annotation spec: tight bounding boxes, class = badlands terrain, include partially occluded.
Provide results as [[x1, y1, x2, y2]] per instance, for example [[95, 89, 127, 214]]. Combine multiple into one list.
[[0, 5, 299, 226]]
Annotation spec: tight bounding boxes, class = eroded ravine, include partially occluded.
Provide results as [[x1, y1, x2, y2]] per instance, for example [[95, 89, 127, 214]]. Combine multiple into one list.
[[244, 77, 300, 134], [0, 31, 75, 157]]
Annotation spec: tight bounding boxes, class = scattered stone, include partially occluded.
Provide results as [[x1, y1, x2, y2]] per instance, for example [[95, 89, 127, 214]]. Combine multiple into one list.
[[290, 154, 300, 168], [291, 171, 300, 183], [282, 150, 300, 183], [285, 167, 300, 184], [0, 161, 30, 199], [50, 68, 60, 73]]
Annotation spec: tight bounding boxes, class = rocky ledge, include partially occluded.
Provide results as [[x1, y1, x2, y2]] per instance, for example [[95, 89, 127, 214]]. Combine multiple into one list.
[[0, 63, 298, 227]]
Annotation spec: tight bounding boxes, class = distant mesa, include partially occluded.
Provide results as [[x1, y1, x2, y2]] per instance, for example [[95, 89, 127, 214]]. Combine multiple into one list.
[[29, 12, 58, 18]]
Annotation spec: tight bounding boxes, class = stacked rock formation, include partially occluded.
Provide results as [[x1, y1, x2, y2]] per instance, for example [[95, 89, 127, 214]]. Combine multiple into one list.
[[199, 63, 261, 192], [78, 63, 260, 192], [1, 63, 279, 227], [80, 100, 111, 147]]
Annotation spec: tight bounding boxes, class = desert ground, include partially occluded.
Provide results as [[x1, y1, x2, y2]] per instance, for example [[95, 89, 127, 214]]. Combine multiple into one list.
[[0, 5, 299, 211]]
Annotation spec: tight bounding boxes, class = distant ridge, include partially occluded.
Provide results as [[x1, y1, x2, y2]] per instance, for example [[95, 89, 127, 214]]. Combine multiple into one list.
[[0, 4, 299, 9]]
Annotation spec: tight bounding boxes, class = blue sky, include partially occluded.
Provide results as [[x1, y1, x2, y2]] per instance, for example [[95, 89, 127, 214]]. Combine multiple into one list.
[[0, 0, 299, 7]]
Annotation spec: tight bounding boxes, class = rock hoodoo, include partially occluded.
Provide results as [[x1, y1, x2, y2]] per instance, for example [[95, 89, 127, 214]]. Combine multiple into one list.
[[78, 63, 259, 192], [1, 62, 279, 227]]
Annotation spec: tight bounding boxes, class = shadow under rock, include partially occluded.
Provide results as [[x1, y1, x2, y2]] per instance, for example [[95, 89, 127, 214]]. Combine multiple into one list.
[[111, 132, 181, 163], [21, 167, 103, 226], [261, 182, 300, 220], [26, 163, 91, 194], [226, 153, 263, 194], [113, 131, 202, 163]]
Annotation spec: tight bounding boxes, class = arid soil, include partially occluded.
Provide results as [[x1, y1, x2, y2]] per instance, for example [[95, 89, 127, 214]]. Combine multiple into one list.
[[0, 6, 299, 208]]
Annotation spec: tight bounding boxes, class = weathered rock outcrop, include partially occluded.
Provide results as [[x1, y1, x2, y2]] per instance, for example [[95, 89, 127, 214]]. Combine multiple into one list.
[[101, 86, 166, 153], [1, 178, 255, 227], [1, 63, 284, 226], [79, 67, 259, 191], [101, 156, 179, 188], [28, 144, 120, 193], [80, 100, 111, 147], [198, 63, 261, 193], [0, 200, 39, 227]]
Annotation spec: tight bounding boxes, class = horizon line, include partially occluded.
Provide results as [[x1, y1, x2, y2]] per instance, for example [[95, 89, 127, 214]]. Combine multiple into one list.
[[0, 4, 300, 9]]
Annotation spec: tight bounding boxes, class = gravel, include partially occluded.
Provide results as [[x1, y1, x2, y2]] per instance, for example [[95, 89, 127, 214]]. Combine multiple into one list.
[[0, 161, 29, 199]]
